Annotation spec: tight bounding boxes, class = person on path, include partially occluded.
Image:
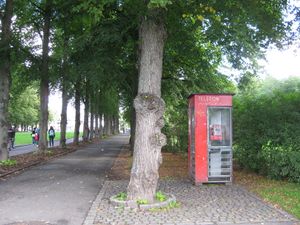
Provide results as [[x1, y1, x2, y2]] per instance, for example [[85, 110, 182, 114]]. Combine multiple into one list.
[[7, 126, 15, 151], [31, 127, 36, 145], [48, 126, 55, 147], [32, 127, 39, 147]]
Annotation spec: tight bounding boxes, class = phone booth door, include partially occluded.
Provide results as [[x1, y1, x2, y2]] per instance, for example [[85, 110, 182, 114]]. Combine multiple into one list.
[[207, 107, 232, 183]]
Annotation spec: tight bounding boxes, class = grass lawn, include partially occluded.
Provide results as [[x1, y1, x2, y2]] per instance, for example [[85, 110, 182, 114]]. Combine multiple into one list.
[[235, 170, 300, 219], [14, 132, 79, 145]]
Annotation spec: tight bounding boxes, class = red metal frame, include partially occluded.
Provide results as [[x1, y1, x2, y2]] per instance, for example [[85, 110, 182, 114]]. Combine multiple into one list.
[[188, 94, 233, 184]]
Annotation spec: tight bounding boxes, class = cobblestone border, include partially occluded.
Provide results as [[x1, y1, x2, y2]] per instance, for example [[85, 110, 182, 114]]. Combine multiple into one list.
[[82, 180, 108, 225], [110, 192, 176, 210]]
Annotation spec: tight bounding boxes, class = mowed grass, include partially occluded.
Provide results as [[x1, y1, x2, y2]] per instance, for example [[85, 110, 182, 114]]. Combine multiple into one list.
[[14, 132, 78, 145], [235, 170, 300, 219], [258, 182, 300, 219]]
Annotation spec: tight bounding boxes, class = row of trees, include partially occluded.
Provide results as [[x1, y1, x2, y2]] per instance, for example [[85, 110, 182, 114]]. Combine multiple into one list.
[[1, 0, 299, 202]]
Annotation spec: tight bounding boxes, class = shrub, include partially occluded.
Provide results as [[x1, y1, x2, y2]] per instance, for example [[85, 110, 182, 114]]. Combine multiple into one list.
[[234, 77, 300, 182], [0, 159, 17, 167]]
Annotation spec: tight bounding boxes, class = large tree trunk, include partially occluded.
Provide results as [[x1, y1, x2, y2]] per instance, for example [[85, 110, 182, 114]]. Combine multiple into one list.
[[0, 0, 13, 160], [127, 12, 167, 202], [89, 108, 94, 140], [99, 114, 103, 137], [129, 108, 136, 151], [107, 115, 112, 135], [104, 114, 108, 136], [83, 95, 89, 142], [95, 114, 99, 137], [38, 0, 51, 151], [60, 37, 69, 148], [60, 79, 68, 147], [73, 81, 81, 145], [114, 115, 119, 134]]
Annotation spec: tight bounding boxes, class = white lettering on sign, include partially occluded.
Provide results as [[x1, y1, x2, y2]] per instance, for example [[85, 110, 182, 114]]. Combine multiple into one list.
[[199, 96, 220, 103]]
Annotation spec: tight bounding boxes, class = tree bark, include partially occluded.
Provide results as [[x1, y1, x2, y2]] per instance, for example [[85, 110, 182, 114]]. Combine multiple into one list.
[[129, 107, 136, 151], [83, 88, 89, 142], [115, 115, 119, 134], [0, 0, 13, 160], [73, 81, 81, 145], [38, 0, 51, 151], [104, 114, 108, 135], [59, 37, 69, 148], [89, 102, 94, 140], [99, 114, 103, 137], [108, 115, 112, 135], [60, 78, 68, 147], [127, 11, 167, 202], [95, 114, 99, 137]]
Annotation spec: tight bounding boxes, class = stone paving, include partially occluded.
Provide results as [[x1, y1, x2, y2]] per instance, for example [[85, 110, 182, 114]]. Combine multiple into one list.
[[85, 179, 299, 225]]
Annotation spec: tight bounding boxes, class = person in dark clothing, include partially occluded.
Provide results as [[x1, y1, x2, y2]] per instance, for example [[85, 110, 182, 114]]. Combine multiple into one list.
[[7, 126, 15, 150], [48, 126, 55, 147]]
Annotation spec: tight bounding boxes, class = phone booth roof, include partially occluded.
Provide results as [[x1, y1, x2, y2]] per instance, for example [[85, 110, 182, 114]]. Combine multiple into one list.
[[188, 93, 235, 99]]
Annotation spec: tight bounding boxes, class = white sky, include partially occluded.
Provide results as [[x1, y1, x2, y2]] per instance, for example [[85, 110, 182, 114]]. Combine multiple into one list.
[[260, 43, 300, 80]]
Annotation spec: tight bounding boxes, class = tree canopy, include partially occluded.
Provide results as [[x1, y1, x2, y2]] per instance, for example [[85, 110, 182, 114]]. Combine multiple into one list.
[[1, 0, 299, 191]]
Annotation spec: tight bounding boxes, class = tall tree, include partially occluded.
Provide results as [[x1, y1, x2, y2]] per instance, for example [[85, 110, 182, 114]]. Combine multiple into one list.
[[127, 8, 167, 202], [38, 0, 52, 151], [73, 78, 81, 145], [0, 0, 14, 160]]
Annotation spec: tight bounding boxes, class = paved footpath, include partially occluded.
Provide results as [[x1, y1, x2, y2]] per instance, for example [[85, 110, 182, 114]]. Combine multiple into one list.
[[9, 138, 80, 157], [0, 135, 129, 225]]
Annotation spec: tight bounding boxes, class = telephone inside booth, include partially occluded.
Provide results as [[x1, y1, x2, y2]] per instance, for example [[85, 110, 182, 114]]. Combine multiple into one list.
[[209, 124, 223, 141], [207, 107, 232, 182]]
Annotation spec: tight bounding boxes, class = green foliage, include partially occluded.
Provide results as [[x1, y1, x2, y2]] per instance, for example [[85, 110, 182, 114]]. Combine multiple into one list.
[[8, 85, 39, 126], [136, 199, 149, 205], [149, 200, 180, 212], [0, 159, 17, 167], [155, 191, 167, 202], [148, 0, 172, 9], [45, 150, 53, 156], [261, 143, 300, 182], [234, 77, 300, 182], [168, 200, 180, 208], [115, 192, 127, 201]]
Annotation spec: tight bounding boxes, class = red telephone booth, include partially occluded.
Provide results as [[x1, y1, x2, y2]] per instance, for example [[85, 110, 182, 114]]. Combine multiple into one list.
[[188, 94, 233, 185]]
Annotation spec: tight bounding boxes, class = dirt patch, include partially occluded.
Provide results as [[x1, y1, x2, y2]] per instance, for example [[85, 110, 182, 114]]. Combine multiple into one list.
[[108, 147, 264, 187], [108, 147, 188, 180]]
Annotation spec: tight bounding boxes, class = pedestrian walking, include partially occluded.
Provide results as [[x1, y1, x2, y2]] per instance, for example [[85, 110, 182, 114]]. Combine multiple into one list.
[[48, 126, 55, 147], [31, 127, 39, 147], [7, 126, 15, 151], [31, 127, 36, 145]]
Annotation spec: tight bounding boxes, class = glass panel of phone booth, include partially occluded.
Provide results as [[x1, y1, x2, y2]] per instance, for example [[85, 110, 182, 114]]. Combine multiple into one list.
[[207, 107, 232, 181], [208, 107, 231, 147]]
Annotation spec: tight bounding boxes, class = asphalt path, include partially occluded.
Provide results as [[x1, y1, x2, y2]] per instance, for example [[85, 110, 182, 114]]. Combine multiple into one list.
[[9, 138, 78, 157], [0, 134, 129, 225]]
